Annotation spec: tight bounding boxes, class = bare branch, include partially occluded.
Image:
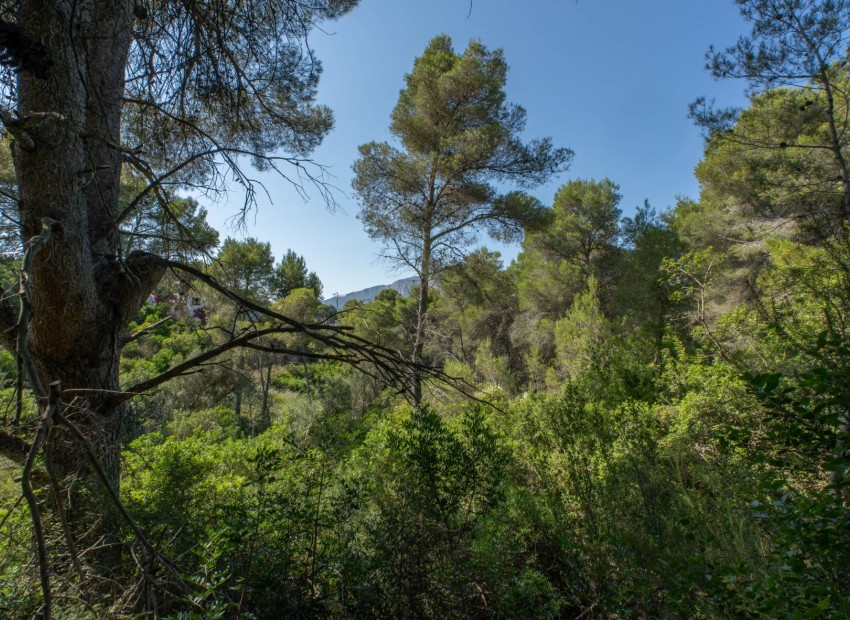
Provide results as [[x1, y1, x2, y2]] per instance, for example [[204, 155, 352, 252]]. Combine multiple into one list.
[[45, 430, 84, 583], [121, 315, 173, 347], [113, 258, 484, 405], [121, 323, 301, 398], [54, 404, 193, 596], [21, 380, 62, 620]]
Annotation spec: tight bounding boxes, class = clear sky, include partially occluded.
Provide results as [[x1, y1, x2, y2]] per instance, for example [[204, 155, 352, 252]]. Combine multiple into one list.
[[202, 0, 752, 299]]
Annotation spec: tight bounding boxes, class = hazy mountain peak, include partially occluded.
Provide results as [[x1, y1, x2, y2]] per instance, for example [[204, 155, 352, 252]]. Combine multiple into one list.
[[323, 277, 419, 308]]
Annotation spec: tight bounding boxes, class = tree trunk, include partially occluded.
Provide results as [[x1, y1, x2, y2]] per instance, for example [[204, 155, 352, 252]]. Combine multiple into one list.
[[6, 0, 164, 566], [260, 360, 273, 428], [13, 354, 22, 425], [411, 240, 431, 404], [302, 358, 311, 401]]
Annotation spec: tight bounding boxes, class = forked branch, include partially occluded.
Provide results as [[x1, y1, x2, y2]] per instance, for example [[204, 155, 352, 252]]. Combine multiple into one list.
[[116, 258, 473, 404]]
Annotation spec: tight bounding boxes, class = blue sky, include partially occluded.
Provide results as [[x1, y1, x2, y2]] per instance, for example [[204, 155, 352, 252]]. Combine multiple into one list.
[[203, 0, 752, 298]]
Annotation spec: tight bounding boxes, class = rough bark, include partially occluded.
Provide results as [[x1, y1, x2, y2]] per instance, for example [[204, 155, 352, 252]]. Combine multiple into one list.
[[11, 0, 163, 556]]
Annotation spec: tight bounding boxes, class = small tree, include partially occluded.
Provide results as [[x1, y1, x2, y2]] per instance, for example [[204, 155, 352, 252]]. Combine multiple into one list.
[[433, 249, 519, 374], [510, 179, 622, 382], [352, 35, 571, 401], [527, 178, 623, 281], [215, 237, 277, 304], [273, 249, 323, 300]]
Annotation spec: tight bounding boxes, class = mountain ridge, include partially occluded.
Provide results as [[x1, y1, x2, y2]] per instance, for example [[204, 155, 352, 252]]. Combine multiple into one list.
[[323, 276, 419, 308]]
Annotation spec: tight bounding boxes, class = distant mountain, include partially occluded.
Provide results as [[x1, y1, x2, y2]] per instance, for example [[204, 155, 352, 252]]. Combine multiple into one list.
[[323, 277, 419, 309]]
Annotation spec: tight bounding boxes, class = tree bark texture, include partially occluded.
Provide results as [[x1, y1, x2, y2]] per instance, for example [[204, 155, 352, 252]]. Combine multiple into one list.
[[6, 0, 164, 552]]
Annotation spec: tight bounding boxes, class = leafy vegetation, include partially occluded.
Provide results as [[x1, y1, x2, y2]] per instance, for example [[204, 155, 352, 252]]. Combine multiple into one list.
[[1, 0, 850, 618]]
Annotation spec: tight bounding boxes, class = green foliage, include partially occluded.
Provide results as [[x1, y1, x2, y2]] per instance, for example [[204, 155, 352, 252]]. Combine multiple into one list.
[[432, 249, 520, 386], [8, 5, 850, 617], [353, 34, 568, 272], [342, 287, 418, 354], [121, 303, 212, 387], [123, 429, 335, 617], [691, 0, 850, 247], [615, 202, 683, 330], [273, 249, 323, 300], [121, 186, 220, 262], [0, 500, 42, 618], [167, 406, 242, 440], [509, 178, 676, 392], [214, 237, 277, 303], [534, 178, 622, 271], [105, 214, 850, 617], [330, 403, 517, 618], [514, 177, 624, 321], [553, 277, 610, 382], [0, 348, 16, 386], [352, 35, 570, 391]]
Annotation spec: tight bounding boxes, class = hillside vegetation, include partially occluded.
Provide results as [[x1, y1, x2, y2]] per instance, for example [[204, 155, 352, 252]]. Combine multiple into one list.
[[1, 1, 849, 618]]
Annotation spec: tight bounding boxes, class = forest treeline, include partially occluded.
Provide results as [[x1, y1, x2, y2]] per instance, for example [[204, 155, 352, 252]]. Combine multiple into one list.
[[1, 0, 850, 618]]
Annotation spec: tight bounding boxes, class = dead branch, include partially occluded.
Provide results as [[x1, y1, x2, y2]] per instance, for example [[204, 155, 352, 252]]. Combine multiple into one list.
[[121, 315, 173, 347], [45, 429, 84, 583], [111, 258, 495, 409], [169, 261, 437, 371], [53, 406, 193, 596], [14, 353, 23, 425], [121, 97, 340, 219], [121, 323, 302, 398], [0, 107, 35, 152], [21, 380, 61, 620], [0, 221, 58, 467]]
